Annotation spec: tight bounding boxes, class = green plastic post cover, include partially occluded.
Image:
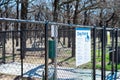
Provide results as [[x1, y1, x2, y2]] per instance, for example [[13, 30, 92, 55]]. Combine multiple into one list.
[[48, 40, 55, 59]]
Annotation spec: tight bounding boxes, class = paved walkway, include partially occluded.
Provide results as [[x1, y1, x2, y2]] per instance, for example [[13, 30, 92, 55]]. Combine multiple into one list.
[[0, 62, 120, 80]]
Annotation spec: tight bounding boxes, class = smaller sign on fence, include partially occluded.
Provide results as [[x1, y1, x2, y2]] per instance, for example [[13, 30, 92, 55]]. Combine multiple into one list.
[[51, 25, 58, 37], [75, 28, 91, 67]]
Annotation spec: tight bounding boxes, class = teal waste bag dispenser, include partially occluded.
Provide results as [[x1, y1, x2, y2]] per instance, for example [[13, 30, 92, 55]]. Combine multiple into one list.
[[48, 40, 55, 59]]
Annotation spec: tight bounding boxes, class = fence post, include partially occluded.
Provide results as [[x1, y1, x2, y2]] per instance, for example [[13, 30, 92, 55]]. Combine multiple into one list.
[[93, 27, 96, 80], [45, 22, 49, 80], [54, 25, 58, 80], [20, 30, 24, 78], [115, 28, 118, 80], [115, 28, 118, 72], [12, 30, 15, 62], [101, 26, 106, 80], [2, 32, 6, 64], [111, 29, 115, 76]]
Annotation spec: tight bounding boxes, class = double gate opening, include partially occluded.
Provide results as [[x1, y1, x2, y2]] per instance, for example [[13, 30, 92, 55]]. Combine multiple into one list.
[[0, 18, 120, 80]]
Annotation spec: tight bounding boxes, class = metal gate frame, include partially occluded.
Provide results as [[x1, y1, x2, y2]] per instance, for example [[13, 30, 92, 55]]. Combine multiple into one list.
[[92, 27, 119, 80]]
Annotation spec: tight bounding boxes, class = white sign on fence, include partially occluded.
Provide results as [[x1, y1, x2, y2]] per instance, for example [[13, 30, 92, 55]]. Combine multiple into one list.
[[51, 25, 58, 37], [75, 28, 91, 67]]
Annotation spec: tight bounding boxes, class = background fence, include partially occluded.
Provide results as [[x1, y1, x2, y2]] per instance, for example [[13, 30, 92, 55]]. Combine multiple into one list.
[[0, 18, 120, 80]]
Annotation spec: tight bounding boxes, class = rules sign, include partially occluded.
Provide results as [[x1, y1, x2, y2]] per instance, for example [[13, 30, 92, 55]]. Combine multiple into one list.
[[75, 28, 91, 67]]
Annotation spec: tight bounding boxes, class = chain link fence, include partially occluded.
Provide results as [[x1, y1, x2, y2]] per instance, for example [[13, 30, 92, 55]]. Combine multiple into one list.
[[0, 28, 46, 80], [0, 18, 120, 80]]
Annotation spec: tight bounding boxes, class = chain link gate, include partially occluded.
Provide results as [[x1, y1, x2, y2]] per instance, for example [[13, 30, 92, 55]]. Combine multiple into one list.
[[92, 27, 120, 80], [0, 18, 120, 80]]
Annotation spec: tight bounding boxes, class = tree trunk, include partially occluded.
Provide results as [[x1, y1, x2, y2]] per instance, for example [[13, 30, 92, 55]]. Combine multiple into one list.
[[72, 0, 79, 57], [53, 0, 59, 22], [63, 19, 66, 45], [15, 0, 19, 46], [67, 3, 71, 48], [83, 11, 88, 25]]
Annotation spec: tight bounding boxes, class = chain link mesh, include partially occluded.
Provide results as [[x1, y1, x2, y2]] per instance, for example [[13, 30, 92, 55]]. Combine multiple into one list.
[[0, 19, 120, 80]]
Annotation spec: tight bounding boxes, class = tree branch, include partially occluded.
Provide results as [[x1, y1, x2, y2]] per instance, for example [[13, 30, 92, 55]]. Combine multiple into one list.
[[0, 0, 10, 6], [105, 12, 115, 23], [59, 0, 81, 6], [77, 1, 101, 14]]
